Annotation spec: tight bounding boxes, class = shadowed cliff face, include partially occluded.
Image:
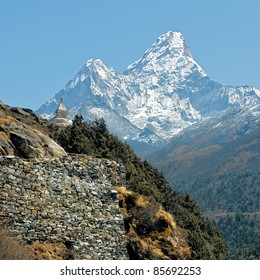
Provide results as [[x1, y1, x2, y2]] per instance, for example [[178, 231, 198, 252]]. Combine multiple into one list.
[[0, 100, 66, 158]]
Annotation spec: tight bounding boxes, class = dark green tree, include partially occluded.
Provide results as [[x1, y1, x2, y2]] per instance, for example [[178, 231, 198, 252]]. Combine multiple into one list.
[[56, 115, 229, 260]]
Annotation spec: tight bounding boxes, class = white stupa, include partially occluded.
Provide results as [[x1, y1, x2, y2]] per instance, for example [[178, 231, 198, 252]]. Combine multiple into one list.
[[48, 97, 72, 127]]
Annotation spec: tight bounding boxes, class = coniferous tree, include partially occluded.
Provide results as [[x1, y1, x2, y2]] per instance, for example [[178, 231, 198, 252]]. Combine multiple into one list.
[[56, 115, 229, 260]]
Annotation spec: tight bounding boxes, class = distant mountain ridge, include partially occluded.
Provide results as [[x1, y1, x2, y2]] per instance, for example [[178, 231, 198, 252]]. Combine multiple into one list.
[[147, 104, 260, 182], [36, 30, 259, 259], [146, 104, 260, 258], [37, 31, 260, 150]]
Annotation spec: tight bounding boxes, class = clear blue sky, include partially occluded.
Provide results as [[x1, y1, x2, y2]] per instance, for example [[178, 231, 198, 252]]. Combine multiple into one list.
[[0, 0, 259, 110]]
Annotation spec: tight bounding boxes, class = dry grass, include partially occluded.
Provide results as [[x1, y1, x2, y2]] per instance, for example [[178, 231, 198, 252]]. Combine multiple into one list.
[[135, 195, 149, 207], [31, 241, 74, 260], [0, 114, 15, 125], [114, 186, 133, 197], [115, 186, 191, 260], [155, 207, 178, 231], [0, 228, 35, 260], [0, 228, 75, 260]]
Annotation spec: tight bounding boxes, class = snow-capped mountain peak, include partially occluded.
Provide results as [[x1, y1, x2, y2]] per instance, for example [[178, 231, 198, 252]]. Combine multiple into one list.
[[86, 58, 110, 72], [153, 31, 191, 54], [37, 31, 260, 150], [65, 58, 117, 90], [126, 31, 206, 82], [254, 88, 260, 97]]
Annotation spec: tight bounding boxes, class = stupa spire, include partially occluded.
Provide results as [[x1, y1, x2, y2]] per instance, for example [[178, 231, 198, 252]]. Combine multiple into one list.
[[55, 97, 69, 119], [48, 97, 72, 127]]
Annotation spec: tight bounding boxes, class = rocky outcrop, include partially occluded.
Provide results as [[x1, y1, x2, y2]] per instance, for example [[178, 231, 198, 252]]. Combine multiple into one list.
[[0, 155, 128, 260], [0, 100, 67, 158], [0, 101, 48, 132]]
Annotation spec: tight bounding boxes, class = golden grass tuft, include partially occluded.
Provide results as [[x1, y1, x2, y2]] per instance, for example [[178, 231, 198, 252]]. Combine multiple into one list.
[[114, 186, 133, 197], [30, 241, 74, 260], [155, 207, 178, 231], [135, 195, 149, 207], [116, 186, 191, 260]]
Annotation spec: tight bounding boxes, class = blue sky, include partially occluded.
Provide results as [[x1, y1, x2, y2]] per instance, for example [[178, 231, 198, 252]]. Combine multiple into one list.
[[0, 0, 259, 109]]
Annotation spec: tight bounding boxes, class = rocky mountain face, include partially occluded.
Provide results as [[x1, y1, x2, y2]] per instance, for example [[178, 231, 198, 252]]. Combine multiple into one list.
[[37, 31, 260, 151], [0, 101, 66, 158]]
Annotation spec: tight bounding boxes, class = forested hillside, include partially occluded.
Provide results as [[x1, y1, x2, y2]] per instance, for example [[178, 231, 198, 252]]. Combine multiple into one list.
[[53, 115, 228, 259], [215, 213, 260, 258], [147, 109, 260, 259]]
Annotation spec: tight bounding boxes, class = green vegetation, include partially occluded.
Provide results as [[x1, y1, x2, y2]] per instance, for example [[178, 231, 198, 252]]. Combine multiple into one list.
[[216, 213, 260, 259], [176, 171, 260, 213], [174, 171, 260, 259], [236, 246, 260, 260], [56, 115, 228, 259], [147, 123, 260, 259]]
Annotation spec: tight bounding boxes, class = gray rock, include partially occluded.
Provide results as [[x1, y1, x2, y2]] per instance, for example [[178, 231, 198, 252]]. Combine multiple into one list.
[[0, 155, 128, 260]]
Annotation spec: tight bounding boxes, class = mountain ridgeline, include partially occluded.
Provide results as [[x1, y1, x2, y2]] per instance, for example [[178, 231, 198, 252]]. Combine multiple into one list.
[[37, 31, 260, 151], [36, 30, 260, 259], [54, 115, 228, 259], [0, 100, 228, 259], [147, 105, 260, 258]]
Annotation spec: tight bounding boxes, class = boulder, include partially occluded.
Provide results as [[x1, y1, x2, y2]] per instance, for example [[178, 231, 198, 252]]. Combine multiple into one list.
[[0, 100, 67, 158], [9, 127, 67, 158]]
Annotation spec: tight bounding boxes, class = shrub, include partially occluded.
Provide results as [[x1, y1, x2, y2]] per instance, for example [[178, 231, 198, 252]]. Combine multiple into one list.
[[56, 115, 229, 259]]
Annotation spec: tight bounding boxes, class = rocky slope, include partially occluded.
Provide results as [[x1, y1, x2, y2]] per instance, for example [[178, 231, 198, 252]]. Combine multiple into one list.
[[37, 31, 260, 150], [0, 100, 66, 158], [55, 115, 228, 259], [0, 155, 128, 260], [0, 100, 211, 260]]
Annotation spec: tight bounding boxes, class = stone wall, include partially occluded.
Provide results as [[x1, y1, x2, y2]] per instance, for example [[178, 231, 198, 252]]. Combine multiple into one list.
[[0, 155, 128, 259]]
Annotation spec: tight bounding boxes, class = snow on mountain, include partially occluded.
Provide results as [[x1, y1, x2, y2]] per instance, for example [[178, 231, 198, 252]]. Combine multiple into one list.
[[125, 31, 206, 79], [37, 31, 260, 149], [146, 103, 260, 194]]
